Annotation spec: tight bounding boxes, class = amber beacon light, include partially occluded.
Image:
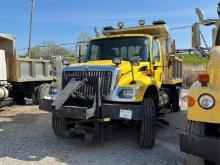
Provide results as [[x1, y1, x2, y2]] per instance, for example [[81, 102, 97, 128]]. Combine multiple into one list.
[[199, 74, 209, 86]]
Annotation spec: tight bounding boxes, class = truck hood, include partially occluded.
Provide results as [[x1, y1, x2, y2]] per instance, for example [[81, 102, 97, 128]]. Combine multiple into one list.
[[67, 60, 149, 75], [62, 60, 152, 102], [63, 60, 151, 89]]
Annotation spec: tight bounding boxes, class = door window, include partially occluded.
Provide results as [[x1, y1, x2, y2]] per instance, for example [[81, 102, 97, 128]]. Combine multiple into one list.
[[152, 40, 160, 62]]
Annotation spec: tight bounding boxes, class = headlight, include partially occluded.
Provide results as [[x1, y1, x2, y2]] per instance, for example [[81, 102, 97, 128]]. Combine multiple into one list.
[[118, 89, 134, 99], [49, 86, 59, 95], [198, 94, 215, 109]]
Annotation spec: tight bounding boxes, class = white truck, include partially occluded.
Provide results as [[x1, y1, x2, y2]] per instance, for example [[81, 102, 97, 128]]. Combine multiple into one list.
[[0, 50, 10, 107], [0, 33, 57, 106]]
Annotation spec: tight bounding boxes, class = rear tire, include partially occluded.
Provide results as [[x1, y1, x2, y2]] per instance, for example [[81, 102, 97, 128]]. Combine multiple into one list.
[[31, 93, 38, 105], [186, 120, 206, 165], [138, 98, 156, 148], [52, 111, 66, 136], [170, 86, 181, 112]]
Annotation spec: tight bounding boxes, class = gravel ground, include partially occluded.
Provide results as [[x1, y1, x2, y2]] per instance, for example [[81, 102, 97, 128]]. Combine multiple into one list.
[[0, 103, 187, 165]]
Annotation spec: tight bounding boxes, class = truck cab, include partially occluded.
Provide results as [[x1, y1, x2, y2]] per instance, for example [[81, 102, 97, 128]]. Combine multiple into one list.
[[40, 20, 183, 148]]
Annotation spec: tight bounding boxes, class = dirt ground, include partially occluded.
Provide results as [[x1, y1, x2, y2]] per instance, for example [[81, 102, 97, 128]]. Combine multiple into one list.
[[0, 103, 187, 165]]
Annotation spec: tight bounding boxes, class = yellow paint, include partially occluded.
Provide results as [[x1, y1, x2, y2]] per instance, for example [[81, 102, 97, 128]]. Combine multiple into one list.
[[70, 28, 182, 102], [187, 46, 220, 124], [162, 79, 182, 85], [187, 86, 220, 124], [74, 60, 155, 102], [94, 34, 150, 40]]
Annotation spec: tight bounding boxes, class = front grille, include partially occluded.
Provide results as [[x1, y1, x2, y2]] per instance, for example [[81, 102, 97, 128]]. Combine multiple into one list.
[[63, 70, 113, 96]]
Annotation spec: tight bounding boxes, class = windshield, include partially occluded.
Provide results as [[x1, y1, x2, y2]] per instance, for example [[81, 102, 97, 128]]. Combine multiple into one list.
[[84, 37, 149, 62]]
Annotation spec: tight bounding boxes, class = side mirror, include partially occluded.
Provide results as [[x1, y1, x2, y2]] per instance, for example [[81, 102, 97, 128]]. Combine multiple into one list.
[[168, 55, 175, 66], [131, 54, 140, 66], [77, 44, 82, 63], [218, 2, 220, 18], [168, 37, 176, 54], [62, 59, 70, 66], [192, 23, 201, 48], [212, 28, 217, 47], [49, 85, 59, 95], [112, 58, 121, 65], [195, 8, 206, 23], [152, 56, 160, 64]]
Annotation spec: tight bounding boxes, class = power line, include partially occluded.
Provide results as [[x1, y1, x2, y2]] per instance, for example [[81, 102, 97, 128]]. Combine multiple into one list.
[[16, 24, 192, 52], [36, 0, 64, 7], [170, 25, 191, 31], [0, 0, 29, 16], [0, 0, 30, 28], [17, 42, 77, 51], [17, 40, 90, 51]]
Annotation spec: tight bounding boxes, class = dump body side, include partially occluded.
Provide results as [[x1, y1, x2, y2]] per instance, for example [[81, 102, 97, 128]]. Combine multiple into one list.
[[7, 57, 53, 82], [0, 33, 54, 83]]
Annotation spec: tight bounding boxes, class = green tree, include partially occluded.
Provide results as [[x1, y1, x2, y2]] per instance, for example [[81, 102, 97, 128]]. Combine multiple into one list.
[[28, 41, 73, 58]]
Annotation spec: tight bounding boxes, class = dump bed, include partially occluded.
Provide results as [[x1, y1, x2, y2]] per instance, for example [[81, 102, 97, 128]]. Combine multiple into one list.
[[7, 57, 53, 82], [0, 33, 54, 82]]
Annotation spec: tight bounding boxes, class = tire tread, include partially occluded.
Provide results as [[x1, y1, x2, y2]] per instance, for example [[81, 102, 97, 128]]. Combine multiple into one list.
[[186, 120, 205, 165], [138, 98, 156, 148]]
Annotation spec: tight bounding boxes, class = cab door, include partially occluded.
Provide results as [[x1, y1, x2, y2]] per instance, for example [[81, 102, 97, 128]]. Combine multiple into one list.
[[152, 39, 163, 88]]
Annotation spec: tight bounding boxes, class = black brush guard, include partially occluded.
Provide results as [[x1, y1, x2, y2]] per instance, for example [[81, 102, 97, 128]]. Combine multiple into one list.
[[40, 77, 103, 142], [39, 77, 143, 142]]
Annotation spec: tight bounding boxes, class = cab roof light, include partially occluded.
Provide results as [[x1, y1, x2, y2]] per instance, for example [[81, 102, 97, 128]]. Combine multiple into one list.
[[117, 22, 124, 29], [199, 74, 209, 86], [139, 20, 145, 26], [103, 26, 115, 31], [152, 20, 166, 25]]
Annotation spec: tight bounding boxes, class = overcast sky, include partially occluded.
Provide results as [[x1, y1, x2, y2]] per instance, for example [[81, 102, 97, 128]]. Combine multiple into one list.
[[0, 0, 219, 53]]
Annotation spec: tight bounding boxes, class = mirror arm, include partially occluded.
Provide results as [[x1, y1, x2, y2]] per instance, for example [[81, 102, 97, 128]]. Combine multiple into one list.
[[78, 45, 81, 63], [168, 55, 172, 66], [129, 55, 139, 84], [130, 62, 136, 84], [200, 30, 211, 55], [196, 47, 209, 57]]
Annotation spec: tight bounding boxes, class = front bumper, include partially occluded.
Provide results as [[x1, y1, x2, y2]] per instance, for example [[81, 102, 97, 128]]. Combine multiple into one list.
[[39, 99, 143, 120], [180, 133, 220, 163]]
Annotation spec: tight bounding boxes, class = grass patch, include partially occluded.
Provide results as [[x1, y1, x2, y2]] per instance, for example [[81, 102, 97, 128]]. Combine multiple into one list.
[[183, 54, 208, 66]]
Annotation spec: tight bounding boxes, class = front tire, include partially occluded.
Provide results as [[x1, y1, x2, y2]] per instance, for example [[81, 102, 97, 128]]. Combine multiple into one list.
[[52, 111, 66, 136], [186, 120, 206, 165], [138, 98, 156, 148]]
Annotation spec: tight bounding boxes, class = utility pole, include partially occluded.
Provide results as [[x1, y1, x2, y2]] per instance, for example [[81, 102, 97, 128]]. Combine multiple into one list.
[[28, 0, 35, 57]]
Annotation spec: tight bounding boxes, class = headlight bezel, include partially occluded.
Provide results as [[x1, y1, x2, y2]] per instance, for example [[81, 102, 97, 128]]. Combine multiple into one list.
[[198, 93, 215, 110], [117, 88, 134, 99], [113, 86, 140, 101]]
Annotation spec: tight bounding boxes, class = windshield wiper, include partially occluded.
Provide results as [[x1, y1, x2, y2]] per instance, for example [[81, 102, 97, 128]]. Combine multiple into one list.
[[123, 58, 145, 62], [122, 58, 131, 61]]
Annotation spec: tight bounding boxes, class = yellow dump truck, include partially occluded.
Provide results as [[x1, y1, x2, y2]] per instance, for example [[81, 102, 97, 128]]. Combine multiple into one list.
[[180, 4, 220, 165], [40, 20, 182, 148]]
